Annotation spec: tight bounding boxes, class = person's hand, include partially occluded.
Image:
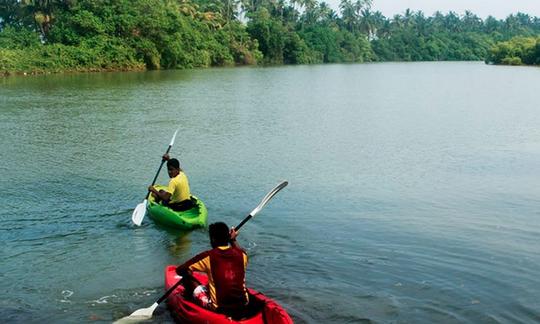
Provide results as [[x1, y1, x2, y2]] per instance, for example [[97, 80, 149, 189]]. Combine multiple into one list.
[[230, 227, 238, 241], [162, 153, 170, 161], [148, 185, 156, 193]]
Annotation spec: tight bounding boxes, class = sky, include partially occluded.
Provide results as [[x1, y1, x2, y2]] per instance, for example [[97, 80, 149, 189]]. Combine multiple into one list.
[[328, 0, 540, 19]]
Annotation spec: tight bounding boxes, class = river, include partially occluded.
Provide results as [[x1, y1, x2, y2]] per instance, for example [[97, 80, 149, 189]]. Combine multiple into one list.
[[1, 62, 539, 323]]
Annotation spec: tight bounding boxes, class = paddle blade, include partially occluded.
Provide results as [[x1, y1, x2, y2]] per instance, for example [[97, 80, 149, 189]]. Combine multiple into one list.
[[250, 181, 288, 217], [131, 200, 147, 226], [113, 302, 158, 324], [169, 128, 179, 146]]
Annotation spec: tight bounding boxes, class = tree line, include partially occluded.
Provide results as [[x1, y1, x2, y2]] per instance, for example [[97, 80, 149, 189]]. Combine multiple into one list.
[[1, 0, 540, 75], [486, 36, 540, 65]]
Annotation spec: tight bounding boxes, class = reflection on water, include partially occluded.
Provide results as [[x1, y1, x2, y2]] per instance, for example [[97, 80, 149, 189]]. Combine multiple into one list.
[[168, 235, 193, 259], [1, 62, 540, 323]]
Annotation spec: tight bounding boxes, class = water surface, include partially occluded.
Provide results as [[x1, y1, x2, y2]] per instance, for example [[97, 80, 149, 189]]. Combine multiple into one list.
[[1, 62, 539, 323]]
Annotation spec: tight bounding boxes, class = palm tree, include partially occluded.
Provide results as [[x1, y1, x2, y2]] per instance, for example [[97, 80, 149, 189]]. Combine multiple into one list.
[[318, 2, 335, 25], [359, 9, 375, 39], [20, 0, 62, 38], [222, 0, 241, 22], [462, 10, 482, 32], [484, 15, 501, 34], [390, 13, 403, 32], [178, 0, 199, 18], [353, 0, 371, 18], [444, 11, 461, 32], [431, 10, 445, 32], [413, 11, 427, 35], [240, 0, 267, 15], [505, 14, 519, 33], [0, 0, 23, 28], [370, 10, 386, 38], [339, 0, 356, 32], [402, 8, 414, 29]]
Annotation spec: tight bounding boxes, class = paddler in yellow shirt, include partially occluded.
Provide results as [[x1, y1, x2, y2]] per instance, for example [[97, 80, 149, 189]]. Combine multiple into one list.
[[148, 154, 195, 211]]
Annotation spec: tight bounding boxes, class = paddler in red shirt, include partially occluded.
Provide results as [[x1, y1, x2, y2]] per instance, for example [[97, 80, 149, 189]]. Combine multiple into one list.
[[175, 222, 249, 318]]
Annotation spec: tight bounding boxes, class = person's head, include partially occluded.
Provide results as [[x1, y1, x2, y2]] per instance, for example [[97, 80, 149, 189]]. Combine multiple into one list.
[[167, 158, 181, 178], [209, 222, 230, 248]]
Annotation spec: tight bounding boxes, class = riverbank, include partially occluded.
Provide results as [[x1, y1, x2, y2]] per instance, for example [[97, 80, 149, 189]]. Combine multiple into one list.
[[0, 64, 147, 77], [0, 40, 262, 77], [3, 38, 539, 78], [0, 45, 148, 77]]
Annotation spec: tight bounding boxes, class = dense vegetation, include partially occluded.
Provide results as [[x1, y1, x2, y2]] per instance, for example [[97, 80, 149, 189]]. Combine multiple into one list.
[[1, 0, 540, 75], [486, 36, 540, 65]]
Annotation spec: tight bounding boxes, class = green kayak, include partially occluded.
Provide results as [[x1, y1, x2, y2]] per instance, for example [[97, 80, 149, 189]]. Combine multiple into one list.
[[147, 185, 208, 230]]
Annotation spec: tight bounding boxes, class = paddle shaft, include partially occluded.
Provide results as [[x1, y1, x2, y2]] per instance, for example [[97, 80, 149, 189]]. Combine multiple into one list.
[[144, 144, 173, 200], [235, 214, 252, 232], [157, 278, 183, 304]]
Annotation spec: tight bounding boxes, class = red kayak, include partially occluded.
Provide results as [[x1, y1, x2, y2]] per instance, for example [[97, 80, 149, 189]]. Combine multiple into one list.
[[164, 265, 293, 323]]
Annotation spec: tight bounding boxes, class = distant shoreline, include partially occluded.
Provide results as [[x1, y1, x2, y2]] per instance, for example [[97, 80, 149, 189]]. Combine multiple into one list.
[[2, 1, 538, 77], [5, 59, 540, 78], [1, 67, 147, 77]]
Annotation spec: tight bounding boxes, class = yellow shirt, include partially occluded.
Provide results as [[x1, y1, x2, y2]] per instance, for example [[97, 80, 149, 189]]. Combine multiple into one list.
[[167, 172, 191, 203]]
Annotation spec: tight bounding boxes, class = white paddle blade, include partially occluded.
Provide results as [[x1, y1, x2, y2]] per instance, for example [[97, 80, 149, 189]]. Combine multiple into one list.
[[113, 302, 158, 324], [131, 200, 147, 226], [169, 129, 179, 146], [250, 181, 288, 217]]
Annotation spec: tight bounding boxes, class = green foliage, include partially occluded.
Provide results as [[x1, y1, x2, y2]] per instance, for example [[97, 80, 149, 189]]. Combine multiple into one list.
[[501, 56, 522, 65], [1, 0, 540, 75], [339, 31, 374, 62], [371, 18, 496, 61], [0, 42, 145, 76], [283, 32, 318, 64], [247, 9, 288, 64], [0, 26, 42, 49], [487, 36, 540, 65], [211, 25, 263, 65], [1, 0, 262, 74], [300, 25, 342, 62]]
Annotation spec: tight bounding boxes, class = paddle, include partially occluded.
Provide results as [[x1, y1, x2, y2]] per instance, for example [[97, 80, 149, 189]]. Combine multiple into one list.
[[131, 129, 179, 226], [115, 180, 288, 323]]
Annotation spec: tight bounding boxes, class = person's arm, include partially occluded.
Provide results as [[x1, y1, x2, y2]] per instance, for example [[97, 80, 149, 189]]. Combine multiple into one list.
[[229, 227, 240, 248], [148, 186, 172, 203], [176, 250, 211, 276], [231, 228, 248, 273]]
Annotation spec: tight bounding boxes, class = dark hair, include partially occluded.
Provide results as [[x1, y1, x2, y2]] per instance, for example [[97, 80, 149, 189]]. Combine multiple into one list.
[[167, 158, 180, 170], [209, 222, 230, 247]]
